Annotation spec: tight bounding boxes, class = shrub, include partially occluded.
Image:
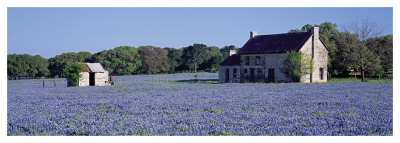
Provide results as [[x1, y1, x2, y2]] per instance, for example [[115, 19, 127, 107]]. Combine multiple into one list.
[[283, 51, 313, 82], [62, 62, 84, 86]]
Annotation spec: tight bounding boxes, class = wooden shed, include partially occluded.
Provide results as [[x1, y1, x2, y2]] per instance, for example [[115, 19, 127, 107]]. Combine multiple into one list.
[[68, 63, 113, 86]]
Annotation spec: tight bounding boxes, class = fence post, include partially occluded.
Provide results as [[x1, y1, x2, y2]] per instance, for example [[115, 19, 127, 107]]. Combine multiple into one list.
[[166, 77, 168, 84], [54, 80, 56, 87], [43, 80, 45, 87]]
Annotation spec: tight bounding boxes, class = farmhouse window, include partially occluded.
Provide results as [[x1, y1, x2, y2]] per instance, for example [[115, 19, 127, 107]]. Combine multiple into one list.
[[245, 56, 249, 65], [244, 69, 248, 74], [233, 68, 237, 78], [256, 56, 260, 65], [257, 68, 263, 78]]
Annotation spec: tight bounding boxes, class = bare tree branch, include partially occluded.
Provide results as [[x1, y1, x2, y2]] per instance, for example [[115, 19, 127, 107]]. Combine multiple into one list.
[[343, 18, 382, 41]]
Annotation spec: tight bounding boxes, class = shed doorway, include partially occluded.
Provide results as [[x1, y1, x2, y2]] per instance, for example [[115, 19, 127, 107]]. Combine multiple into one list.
[[89, 72, 95, 86]]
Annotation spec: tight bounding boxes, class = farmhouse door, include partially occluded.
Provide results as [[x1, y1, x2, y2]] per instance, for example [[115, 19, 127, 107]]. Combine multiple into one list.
[[268, 68, 275, 82], [89, 72, 95, 86], [225, 69, 229, 82], [320, 68, 324, 80], [250, 68, 255, 82]]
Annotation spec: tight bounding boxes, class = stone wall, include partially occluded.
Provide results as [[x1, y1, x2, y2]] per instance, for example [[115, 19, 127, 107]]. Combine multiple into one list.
[[240, 54, 265, 82], [77, 72, 107, 86], [239, 53, 290, 83], [299, 36, 328, 83], [78, 72, 90, 86], [299, 37, 313, 83], [264, 53, 291, 82], [95, 72, 106, 86], [219, 65, 241, 83], [312, 38, 329, 82]]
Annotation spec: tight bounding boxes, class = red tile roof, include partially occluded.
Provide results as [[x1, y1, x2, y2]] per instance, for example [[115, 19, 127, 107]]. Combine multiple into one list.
[[238, 32, 312, 54]]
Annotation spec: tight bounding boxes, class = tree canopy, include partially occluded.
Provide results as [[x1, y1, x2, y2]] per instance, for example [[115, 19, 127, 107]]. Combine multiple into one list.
[[164, 47, 183, 73], [48, 52, 92, 77], [181, 44, 208, 73], [138, 46, 170, 74], [199, 46, 223, 72], [8, 54, 49, 79], [90, 46, 142, 75], [367, 35, 392, 71], [289, 20, 389, 81], [335, 32, 382, 81]]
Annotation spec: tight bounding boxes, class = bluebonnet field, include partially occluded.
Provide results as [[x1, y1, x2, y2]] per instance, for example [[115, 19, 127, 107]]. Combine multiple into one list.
[[7, 73, 392, 136]]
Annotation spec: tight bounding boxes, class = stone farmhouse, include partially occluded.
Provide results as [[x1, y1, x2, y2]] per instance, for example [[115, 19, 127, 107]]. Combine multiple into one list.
[[67, 63, 113, 86], [219, 27, 329, 83]]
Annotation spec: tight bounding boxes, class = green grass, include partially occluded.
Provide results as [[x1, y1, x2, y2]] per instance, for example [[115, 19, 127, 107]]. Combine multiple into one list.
[[328, 77, 392, 83]]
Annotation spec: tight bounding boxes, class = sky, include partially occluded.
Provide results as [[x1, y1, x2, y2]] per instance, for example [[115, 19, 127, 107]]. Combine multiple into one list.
[[7, 7, 393, 59]]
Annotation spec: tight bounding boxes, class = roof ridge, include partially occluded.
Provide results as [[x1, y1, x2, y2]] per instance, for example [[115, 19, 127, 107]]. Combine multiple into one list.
[[238, 32, 313, 54], [256, 32, 310, 37]]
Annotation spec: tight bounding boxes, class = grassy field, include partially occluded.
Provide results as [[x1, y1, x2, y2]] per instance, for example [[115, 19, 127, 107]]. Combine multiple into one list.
[[328, 77, 393, 83]]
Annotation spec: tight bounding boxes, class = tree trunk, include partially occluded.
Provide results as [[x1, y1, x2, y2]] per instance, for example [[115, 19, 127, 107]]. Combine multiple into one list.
[[194, 62, 197, 73], [361, 70, 365, 82]]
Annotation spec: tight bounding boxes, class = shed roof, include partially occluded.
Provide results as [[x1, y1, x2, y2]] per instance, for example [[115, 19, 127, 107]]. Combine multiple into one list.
[[81, 63, 106, 72], [220, 54, 240, 66], [238, 32, 312, 54]]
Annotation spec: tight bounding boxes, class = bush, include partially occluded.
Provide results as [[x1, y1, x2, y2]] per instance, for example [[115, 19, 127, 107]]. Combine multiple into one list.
[[62, 62, 84, 86], [283, 51, 313, 82]]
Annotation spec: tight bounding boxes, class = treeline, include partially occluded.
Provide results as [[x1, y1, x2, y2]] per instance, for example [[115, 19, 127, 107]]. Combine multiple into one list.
[[7, 44, 239, 79], [289, 21, 392, 81], [8, 20, 392, 81]]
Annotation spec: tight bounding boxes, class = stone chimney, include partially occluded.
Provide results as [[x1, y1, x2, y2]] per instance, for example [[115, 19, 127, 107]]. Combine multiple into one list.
[[311, 27, 319, 39], [310, 26, 319, 60], [250, 31, 257, 39], [229, 50, 236, 56]]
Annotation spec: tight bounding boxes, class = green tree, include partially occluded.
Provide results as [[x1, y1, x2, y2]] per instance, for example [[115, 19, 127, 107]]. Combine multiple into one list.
[[164, 47, 183, 73], [77, 51, 92, 61], [62, 62, 84, 86], [335, 32, 382, 82], [30, 55, 50, 77], [90, 46, 141, 75], [181, 44, 208, 73], [199, 46, 223, 72], [138, 46, 170, 74], [7, 54, 50, 79], [282, 51, 313, 82], [48, 52, 91, 77], [288, 24, 313, 33], [367, 35, 393, 72]]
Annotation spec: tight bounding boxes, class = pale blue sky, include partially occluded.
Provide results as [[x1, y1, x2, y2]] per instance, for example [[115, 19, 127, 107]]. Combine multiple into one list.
[[8, 7, 393, 58]]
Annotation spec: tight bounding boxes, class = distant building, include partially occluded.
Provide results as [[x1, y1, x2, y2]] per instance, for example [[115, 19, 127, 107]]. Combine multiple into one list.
[[67, 63, 113, 86], [219, 27, 329, 83]]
